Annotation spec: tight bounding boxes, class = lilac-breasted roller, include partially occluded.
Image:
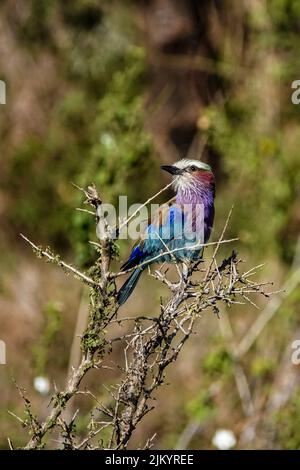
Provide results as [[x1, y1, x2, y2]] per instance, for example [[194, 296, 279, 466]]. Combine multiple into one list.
[[117, 159, 215, 305]]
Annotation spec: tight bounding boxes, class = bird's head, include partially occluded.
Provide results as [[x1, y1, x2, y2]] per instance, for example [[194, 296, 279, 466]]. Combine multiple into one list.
[[161, 159, 214, 193]]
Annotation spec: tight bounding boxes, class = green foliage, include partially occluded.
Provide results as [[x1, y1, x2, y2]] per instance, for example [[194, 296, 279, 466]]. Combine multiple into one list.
[[71, 45, 156, 266], [205, 94, 300, 264], [274, 391, 300, 449], [81, 281, 115, 356], [250, 357, 275, 379], [186, 390, 216, 423], [32, 302, 62, 375], [4, 2, 156, 268], [194, 0, 300, 264], [202, 347, 233, 378]]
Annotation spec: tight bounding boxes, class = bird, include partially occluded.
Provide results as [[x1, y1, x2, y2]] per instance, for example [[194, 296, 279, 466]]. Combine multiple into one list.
[[117, 159, 215, 305]]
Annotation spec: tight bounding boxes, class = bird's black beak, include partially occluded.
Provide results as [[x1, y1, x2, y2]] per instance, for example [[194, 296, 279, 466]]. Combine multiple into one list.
[[161, 165, 183, 175]]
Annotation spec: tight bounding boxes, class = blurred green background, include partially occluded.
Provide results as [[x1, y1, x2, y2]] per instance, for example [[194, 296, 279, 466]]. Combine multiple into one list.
[[1, 0, 300, 449]]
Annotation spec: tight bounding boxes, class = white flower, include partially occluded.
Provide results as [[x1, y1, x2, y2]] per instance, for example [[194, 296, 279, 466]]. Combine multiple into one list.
[[34, 376, 50, 395], [100, 133, 115, 149], [212, 429, 237, 450]]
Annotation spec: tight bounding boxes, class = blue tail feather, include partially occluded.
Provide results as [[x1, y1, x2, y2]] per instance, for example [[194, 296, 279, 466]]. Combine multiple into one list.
[[117, 269, 142, 305]]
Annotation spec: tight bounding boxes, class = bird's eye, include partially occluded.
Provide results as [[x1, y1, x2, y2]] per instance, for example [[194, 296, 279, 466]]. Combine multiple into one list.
[[190, 165, 197, 172]]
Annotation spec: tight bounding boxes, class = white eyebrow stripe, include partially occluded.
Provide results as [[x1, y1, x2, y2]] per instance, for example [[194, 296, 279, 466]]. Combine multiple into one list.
[[173, 159, 211, 171]]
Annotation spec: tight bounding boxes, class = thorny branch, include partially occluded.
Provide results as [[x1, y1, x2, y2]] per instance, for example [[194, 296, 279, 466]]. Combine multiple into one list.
[[12, 184, 274, 450]]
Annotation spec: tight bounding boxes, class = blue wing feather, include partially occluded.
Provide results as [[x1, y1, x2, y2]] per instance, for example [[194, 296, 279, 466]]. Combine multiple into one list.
[[121, 200, 204, 271]]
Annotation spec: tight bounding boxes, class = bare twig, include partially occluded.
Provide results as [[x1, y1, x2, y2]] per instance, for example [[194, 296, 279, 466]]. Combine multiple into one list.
[[20, 234, 98, 288], [116, 181, 174, 234]]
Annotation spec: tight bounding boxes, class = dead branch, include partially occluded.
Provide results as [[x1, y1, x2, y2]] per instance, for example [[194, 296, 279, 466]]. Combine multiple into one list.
[[12, 186, 273, 450]]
